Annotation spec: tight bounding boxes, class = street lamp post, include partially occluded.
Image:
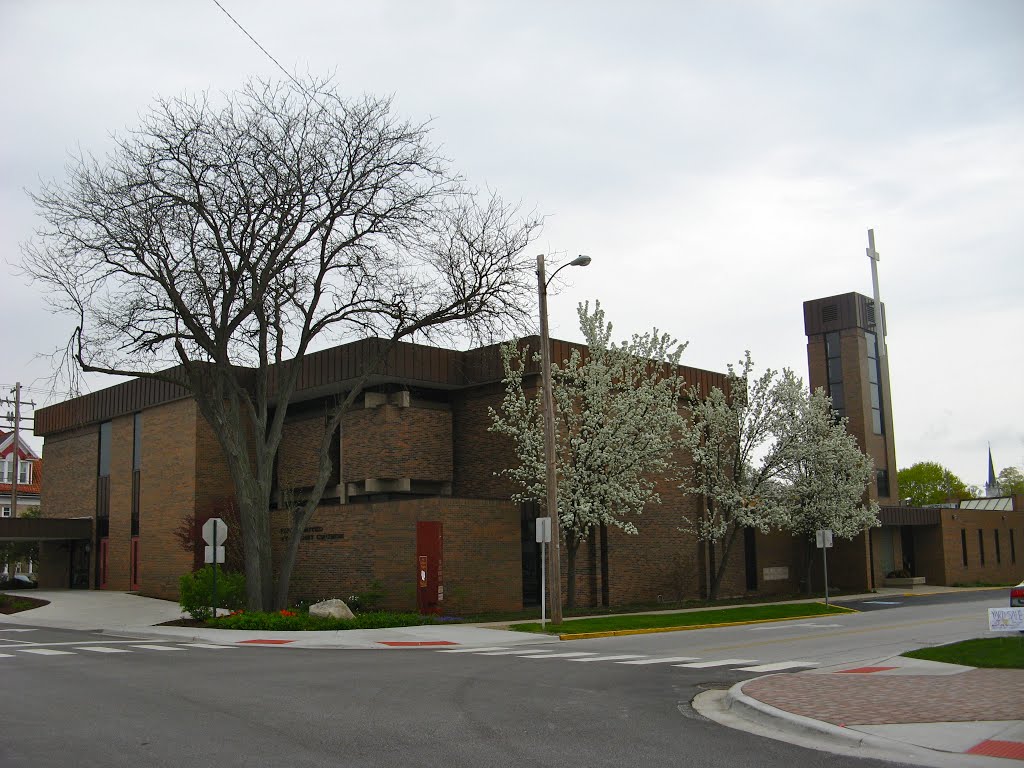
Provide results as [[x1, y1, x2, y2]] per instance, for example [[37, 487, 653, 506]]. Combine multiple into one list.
[[536, 253, 591, 625]]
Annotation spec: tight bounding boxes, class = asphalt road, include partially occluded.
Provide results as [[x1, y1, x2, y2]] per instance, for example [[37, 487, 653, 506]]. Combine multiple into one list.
[[0, 590, 1002, 768]]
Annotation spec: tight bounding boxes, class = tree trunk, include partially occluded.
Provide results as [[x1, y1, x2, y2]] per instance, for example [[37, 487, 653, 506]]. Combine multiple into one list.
[[804, 538, 816, 597], [709, 524, 743, 601]]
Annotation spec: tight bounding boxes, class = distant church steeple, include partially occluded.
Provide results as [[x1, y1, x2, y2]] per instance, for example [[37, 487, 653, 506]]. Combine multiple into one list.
[[985, 445, 1000, 497]]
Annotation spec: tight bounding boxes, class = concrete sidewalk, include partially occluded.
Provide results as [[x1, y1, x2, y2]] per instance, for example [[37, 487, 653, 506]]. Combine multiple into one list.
[[697, 654, 1024, 767], [0, 590, 556, 649]]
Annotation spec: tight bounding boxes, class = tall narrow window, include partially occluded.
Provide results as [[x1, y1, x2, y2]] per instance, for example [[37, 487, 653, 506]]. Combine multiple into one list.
[[866, 331, 885, 435], [824, 331, 845, 419], [961, 529, 968, 566], [994, 530, 1001, 564], [978, 529, 985, 565], [876, 469, 890, 499], [132, 413, 142, 537], [1011, 529, 1017, 564]]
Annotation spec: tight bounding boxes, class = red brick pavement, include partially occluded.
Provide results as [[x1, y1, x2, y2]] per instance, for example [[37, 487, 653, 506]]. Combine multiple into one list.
[[743, 669, 1024, 725]]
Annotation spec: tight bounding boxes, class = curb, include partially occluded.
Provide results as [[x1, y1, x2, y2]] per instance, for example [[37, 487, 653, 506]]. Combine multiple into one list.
[[555, 604, 859, 641], [724, 676, 869, 748]]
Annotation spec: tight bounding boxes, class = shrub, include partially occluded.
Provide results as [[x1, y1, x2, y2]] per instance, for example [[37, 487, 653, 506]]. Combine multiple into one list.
[[179, 566, 246, 621], [346, 579, 385, 612]]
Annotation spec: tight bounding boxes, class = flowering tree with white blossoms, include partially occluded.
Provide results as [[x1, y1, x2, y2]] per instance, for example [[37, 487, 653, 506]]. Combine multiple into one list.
[[490, 301, 688, 608], [778, 387, 880, 593], [678, 354, 806, 600]]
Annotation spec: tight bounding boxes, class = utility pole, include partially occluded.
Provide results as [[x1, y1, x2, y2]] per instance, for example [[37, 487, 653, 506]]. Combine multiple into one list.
[[2, 384, 36, 521], [9, 383, 21, 521]]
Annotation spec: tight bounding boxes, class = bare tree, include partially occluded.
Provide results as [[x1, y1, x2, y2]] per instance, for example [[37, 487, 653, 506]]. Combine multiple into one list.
[[24, 77, 541, 610]]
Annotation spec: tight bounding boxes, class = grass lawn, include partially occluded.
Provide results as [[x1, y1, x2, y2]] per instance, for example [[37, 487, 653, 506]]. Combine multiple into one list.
[[511, 602, 853, 635], [903, 637, 1024, 669]]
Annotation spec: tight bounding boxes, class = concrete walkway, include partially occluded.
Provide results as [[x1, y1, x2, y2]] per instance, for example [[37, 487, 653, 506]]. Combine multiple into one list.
[[0, 590, 556, 649]]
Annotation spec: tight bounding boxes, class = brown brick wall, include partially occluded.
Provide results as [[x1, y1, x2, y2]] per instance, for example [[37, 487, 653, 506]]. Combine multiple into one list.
[[271, 496, 521, 614], [342, 404, 452, 483], [105, 414, 134, 590], [135, 400, 199, 600], [278, 415, 329, 489], [40, 426, 98, 587], [451, 384, 521, 499], [755, 531, 804, 594], [940, 509, 1024, 585]]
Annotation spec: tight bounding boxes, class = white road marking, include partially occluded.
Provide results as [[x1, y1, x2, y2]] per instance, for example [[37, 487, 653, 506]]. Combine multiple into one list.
[[736, 661, 820, 672], [749, 623, 844, 631], [569, 654, 647, 663], [182, 643, 234, 649], [616, 657, 700, 665], [134, 644, 186, 651], [76, 646, 132, 653], [476, 649, 556, 656], [520, 652, 597, 659], [673, 658, 759, 668], [863, 601, 901, 605], [0, 628, 36, 632], [18, 648, 76, 656], [437, 646, 511, 653], [0, 653, 13, 658]]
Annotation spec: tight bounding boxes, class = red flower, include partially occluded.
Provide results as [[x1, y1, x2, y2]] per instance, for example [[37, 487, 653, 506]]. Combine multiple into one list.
[[279, 609, 296, 617]]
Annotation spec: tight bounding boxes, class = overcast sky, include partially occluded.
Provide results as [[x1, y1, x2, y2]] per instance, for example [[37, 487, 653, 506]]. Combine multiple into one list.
[[1, 0, 1021, 487]]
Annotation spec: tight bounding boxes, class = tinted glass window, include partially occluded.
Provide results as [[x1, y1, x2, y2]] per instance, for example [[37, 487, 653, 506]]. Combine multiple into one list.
[[98, 421, 112, 477]]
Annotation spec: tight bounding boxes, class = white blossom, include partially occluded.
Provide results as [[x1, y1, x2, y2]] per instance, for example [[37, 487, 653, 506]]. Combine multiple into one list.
[[489, 300, 687, 606]]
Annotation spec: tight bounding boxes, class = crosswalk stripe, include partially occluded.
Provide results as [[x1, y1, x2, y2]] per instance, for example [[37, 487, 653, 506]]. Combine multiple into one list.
[[476, 649, 555, 656], [616, 656, 700, 665], [0, 653, 13, 658], [182, 643, 233, 649], [437, 646, 511, 653], [18, 649, 76, 656], [569, 654, 647, 663], [736, 661, 819, 672], [673, 658, 759, 668], [0, 629, 36, 633], [134, 644, 186, 651], [76, 646, 132, 653], [519, 652, 597, 659]]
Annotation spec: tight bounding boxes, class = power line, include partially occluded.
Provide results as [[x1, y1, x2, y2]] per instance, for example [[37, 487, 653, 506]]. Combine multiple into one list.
[[210, 0, 303, 90]]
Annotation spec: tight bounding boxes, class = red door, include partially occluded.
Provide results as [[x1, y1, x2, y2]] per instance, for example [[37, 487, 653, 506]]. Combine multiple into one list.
[[98, 538, 109, 589], [416, 521, 443, 615]]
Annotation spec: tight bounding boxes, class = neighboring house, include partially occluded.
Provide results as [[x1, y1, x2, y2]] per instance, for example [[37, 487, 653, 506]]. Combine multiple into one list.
[[0, 430, 41, 519], [0, 431, 42, 577]]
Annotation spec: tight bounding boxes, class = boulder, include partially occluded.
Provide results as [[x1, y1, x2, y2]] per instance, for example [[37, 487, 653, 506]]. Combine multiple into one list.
[[308, 598, 355, 620]]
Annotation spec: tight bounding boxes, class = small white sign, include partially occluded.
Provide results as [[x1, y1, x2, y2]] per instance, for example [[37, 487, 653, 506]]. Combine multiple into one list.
[[988, 608, 1024, 632], [535, 517, 551, 543], [816, 529, 834, 549], [202, 517, 228, 546], [763, 566, 789, 581], [204, 545, 225, 564]]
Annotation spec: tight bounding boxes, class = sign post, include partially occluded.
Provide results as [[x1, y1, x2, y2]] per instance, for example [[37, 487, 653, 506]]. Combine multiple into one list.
[[202, 517, 228, 618], [536, 517, 551, 629], [816, 528, 833, 606]]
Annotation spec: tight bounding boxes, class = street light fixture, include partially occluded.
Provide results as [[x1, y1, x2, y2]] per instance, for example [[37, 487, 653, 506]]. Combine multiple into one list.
[[536, 253, 591, 625]]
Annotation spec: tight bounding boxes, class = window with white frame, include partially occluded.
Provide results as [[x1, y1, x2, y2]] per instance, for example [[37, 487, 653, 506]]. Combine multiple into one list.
[[1, 458, 32, 485], [1, 505, 11, 518]]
